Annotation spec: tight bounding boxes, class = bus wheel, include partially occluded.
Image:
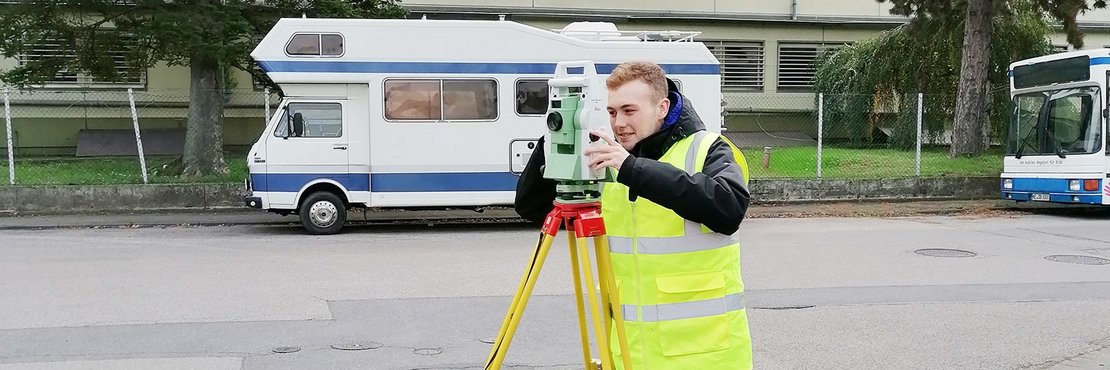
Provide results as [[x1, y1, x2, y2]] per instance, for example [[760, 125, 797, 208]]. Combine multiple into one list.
[[299, 191, 346, 235]]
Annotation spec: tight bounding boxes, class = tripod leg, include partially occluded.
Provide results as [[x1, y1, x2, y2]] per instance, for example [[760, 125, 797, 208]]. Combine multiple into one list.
[[595, 236, 634, 370], [577, 235, 615, 370], [566, 224, 594, 369], [485, 230, 558, 370]]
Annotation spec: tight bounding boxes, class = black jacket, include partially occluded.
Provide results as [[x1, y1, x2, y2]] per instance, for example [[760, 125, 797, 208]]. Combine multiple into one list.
[[514, 79, 750, 235]]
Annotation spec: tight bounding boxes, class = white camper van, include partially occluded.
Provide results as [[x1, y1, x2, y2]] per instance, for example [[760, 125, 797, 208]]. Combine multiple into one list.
[[243, 18, 724, 234]]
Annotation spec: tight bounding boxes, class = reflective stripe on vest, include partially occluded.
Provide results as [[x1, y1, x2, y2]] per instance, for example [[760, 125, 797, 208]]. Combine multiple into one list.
[[608, 231, 739, 254], [621, 292, 746, 322]]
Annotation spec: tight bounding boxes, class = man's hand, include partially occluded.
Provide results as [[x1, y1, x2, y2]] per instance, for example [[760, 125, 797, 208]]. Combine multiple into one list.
[[584, 130, 630, 171]]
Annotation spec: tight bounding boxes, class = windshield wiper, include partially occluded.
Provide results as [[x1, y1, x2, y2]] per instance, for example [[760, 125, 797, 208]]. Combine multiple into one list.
[[1014, 125, 1040, 159], [1044, 130, 1067, 158], [1014, 133, 1035, 159]]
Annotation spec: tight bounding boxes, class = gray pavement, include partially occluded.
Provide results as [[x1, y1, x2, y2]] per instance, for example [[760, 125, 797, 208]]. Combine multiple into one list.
[[1, 213, 1109, 369]]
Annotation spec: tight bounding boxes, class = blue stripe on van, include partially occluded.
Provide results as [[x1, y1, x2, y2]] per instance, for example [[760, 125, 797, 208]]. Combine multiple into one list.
[[371, 172, 519, 192], [252, 173, 370, 193], [257, 61, 721, 75], [1091, 57, 1110, 66], [251, 172, 519, 193]]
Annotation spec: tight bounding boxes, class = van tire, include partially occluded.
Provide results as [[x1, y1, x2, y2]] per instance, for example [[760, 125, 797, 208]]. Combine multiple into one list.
[[299, 191, 346, 235]]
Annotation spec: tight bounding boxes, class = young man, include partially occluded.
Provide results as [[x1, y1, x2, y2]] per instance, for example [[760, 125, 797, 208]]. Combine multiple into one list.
[[514, 61, 753, 369]]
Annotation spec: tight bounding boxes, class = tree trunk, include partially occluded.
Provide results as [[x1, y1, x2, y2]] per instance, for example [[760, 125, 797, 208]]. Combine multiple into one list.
[[181, 54, 229, 178], [950, 0, 992, 157]]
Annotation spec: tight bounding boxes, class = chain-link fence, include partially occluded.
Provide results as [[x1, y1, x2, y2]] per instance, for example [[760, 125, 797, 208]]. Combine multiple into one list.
[[724, 92, 1006, 180], [1, 87, 1008, 185], [0, 87, 275, 186]]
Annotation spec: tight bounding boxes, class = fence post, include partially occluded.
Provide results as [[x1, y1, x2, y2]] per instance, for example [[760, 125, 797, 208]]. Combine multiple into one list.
[[127, 88, 149, 184], [264, 87, 271, 125], [817, 93, 824, 179], [3, 87, 13, 185], [916, 92, 923, 177]]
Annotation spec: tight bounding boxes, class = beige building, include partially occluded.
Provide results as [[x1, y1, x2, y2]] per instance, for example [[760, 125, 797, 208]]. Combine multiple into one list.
[[4, 1, 1110, 154]]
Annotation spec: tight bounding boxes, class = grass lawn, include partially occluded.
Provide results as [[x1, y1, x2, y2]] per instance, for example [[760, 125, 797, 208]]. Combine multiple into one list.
[[739, 146, 1003, 179], [0, 147, 1003, 185], [0, 155, 249, 186]]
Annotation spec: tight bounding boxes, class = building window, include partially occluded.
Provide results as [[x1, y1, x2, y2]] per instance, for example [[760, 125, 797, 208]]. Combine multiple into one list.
[[703, 40, 764, 92], [286, 33, 344, 57], [777, 42, 849, 90], [273, 102, 343, 138], [384, 79, 498, 122], [516, 79, 549, 115], [18, 35, 145, 88]]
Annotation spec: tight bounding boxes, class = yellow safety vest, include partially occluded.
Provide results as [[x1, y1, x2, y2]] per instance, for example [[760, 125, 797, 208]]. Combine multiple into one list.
[[601, 131, 752, 370]]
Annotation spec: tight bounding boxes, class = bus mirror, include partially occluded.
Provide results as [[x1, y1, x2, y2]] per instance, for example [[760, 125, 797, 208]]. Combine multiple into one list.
[[292, 112, 305, 137]]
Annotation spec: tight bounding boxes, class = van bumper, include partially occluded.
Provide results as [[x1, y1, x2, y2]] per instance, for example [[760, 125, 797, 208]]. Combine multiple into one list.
[[244, 196, 263, 209]]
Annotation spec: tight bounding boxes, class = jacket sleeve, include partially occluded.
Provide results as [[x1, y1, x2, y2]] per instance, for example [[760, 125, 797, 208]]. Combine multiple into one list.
[[616, 138, 750, 235], [514, 136, 557, 224]]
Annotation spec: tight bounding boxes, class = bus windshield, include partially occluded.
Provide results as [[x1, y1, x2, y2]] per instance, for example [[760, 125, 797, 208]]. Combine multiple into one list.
[[1007, 86, 1102, 157]]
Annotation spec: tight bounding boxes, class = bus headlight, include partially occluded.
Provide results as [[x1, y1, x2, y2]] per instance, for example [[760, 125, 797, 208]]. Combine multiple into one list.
[[1003, 178, 1013, 189], [1069, 179, 1081, 191]]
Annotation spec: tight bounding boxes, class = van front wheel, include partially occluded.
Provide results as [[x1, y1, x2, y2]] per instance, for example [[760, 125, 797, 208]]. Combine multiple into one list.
[[299, 191, 346, 235]]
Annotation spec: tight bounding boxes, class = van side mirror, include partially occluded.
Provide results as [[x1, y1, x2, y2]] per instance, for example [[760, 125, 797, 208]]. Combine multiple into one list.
[[292, 112, 305, 137]]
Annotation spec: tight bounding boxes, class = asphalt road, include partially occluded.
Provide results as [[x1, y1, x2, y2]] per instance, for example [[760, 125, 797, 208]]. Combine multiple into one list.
[[1, 212, 1109, 369]]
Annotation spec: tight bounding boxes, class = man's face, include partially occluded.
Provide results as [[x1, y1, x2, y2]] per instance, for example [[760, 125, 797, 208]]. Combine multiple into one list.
[[606, 80, 669, 151]]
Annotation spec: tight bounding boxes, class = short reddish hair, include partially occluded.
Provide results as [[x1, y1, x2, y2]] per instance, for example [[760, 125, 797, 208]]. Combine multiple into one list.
[[606, 61, 668, 102]]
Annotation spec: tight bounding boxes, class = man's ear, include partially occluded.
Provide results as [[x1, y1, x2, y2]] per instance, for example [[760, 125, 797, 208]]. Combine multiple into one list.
[[657, 97, 671, 120]]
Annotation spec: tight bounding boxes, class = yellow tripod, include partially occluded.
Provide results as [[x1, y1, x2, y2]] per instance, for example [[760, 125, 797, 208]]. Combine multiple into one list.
[[485, 201, 634, 370]]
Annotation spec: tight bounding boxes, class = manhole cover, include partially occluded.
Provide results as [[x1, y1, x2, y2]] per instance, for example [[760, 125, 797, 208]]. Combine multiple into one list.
[[753, 305, 815, 310], [272, 346, 301, 354], [331, 342, 383, 351], [414, 348, 442, 356], [914, 248, 977, 258], [1045, 255, 1110, 265]]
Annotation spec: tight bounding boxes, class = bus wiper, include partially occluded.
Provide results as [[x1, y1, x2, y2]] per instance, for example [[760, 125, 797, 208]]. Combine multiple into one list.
[[1045, 130, 1067, 158], [1014, 129, 1038, 159]]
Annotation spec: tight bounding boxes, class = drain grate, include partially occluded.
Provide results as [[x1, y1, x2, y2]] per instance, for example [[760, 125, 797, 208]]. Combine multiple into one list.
[[331, 342, 383, 351], [414, 348, 442, 356], [272, 346, 301, 354], [1045, 255, 1110, 265], [914, 248, 977, 258]]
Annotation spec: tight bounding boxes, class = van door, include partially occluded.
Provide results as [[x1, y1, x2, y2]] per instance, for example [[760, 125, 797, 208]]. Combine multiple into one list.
[[265, 101, 349, 207]]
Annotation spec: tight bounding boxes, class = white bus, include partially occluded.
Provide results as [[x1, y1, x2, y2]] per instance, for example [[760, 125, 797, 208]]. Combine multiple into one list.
[[242, 18, 724, 234], [1002, 49, 1110, 205]]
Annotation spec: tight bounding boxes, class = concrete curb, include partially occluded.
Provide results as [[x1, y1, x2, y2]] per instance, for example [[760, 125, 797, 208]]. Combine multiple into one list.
[[0, 183, 243, 214], [0, 177, 1000, 215], [751, 177, 999, 203]]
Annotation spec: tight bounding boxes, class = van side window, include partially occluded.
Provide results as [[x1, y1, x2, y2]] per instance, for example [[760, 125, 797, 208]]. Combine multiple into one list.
[[273, 103, 343, 138], [516, 80, 549, 115], [385, 79, 498, 122], [321, 34, 343, 56], [286, 33, 344, 56], [384, 80, 442, 120], [443, 80, 497, 120]]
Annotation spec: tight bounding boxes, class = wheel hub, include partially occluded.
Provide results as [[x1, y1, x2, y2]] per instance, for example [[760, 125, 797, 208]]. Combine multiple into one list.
[[309, 200, 338, 228]]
